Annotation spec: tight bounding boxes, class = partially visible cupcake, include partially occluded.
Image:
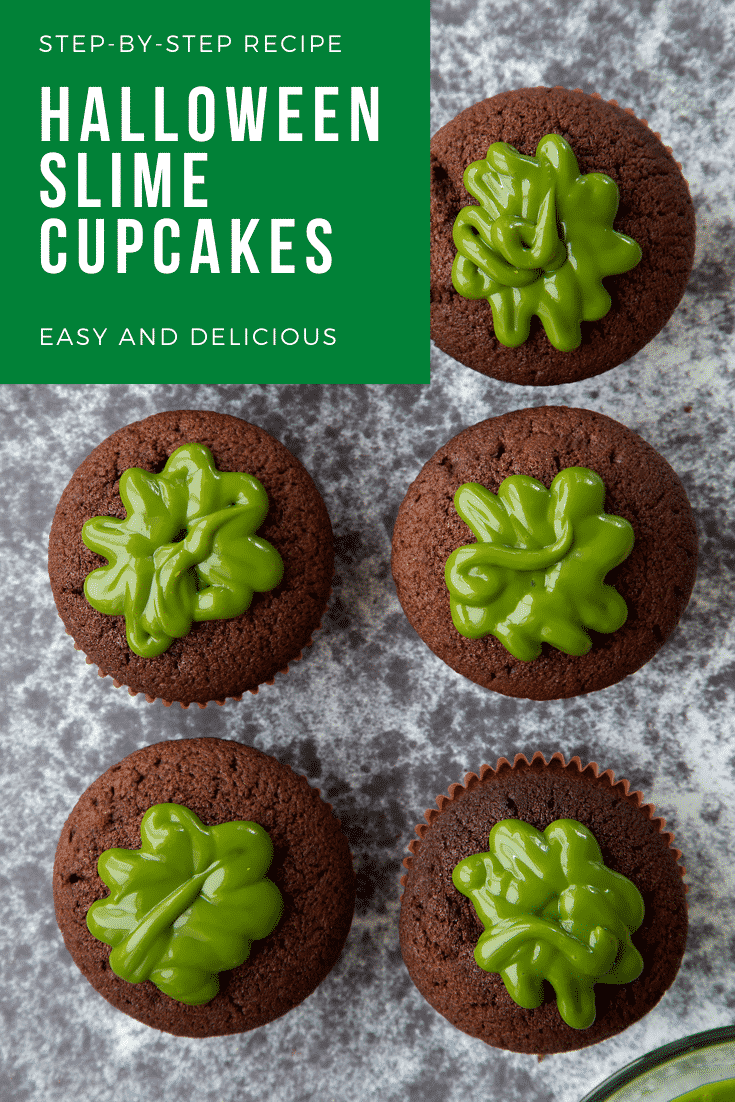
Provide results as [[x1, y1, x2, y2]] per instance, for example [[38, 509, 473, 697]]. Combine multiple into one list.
[[48, 409, 334, 706], [431, 86, 695, 385], [399, 752, 686, 1055], [391, 406, 698, 699], [53, 737, 356, 1037]]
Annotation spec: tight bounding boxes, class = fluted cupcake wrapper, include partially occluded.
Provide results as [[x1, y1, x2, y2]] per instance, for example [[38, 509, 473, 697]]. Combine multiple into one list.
[[401, 750, 685, 888]]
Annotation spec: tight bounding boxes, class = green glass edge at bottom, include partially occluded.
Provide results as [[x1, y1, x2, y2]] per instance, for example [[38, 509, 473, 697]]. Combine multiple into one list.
[[579, 1027, 735, 1102]]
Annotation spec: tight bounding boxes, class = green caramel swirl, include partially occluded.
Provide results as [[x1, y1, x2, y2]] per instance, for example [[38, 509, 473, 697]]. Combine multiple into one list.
[[445, 467, 634, 661], [452, 818, 645, 1029], [82, 443, 284, 657], [87, 803, 283, 1005], [451, 134, 642, 350]]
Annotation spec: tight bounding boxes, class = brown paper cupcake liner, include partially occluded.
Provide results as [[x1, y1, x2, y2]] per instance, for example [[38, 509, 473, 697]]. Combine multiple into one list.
[[398, 750, 688, 1053], [401, 751, 685, 889]]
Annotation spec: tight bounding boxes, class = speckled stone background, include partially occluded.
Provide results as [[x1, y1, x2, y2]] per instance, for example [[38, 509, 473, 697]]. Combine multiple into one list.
[[2, 2, 735, 1098]]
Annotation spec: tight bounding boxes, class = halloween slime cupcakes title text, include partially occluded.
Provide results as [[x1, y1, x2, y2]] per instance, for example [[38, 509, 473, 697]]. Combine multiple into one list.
[[39, 64, 377, 276]]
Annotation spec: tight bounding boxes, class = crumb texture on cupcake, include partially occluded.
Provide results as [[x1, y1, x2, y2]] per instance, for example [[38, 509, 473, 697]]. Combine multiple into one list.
[[53, 738, 356, 1037], [48, 410, 334, 705], [391, 406, 697, 699], [399, 753, 686, 1055], [431, 87, 696, 385]]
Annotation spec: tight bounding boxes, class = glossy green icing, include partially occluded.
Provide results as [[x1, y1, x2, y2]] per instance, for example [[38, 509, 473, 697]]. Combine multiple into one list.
[[82, 442, 284, 657], [445, 467, 634, 660], [87, 803, 283, 1005], [451, 134, 642, 350], [671, 1083, 735, 1102], [452, 818, 644, 1030]]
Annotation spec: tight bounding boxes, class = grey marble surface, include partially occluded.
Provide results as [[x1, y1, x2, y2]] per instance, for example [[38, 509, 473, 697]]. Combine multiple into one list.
[[2, 3, 735, 1100]]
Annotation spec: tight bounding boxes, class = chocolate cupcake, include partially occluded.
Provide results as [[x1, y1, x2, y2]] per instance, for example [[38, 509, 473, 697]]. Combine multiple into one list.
[[399, 752, 687, 1055], [431, 86, 695, 385], [391, 406, 697, 700], [48, 409, 334, 706], [53, 737, 356, 1037]]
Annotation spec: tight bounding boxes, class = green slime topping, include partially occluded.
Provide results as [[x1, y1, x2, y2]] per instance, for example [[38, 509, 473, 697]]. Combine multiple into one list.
[[444, 467, 634, 661], [87, 803, 283, 1005], [671, 1083, 735, 1102], [82, 442, 284, 657], [451, 134, 642, 350], [452, 818, 645, 1029]]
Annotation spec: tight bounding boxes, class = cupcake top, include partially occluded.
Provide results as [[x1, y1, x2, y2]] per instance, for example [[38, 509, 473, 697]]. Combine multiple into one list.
[[53, 737, 356, 1037], [48, 409, 334, 705], [399, 752, 687, 1054], [392, 406, 698, 699], [431, 86, 695, 385]]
